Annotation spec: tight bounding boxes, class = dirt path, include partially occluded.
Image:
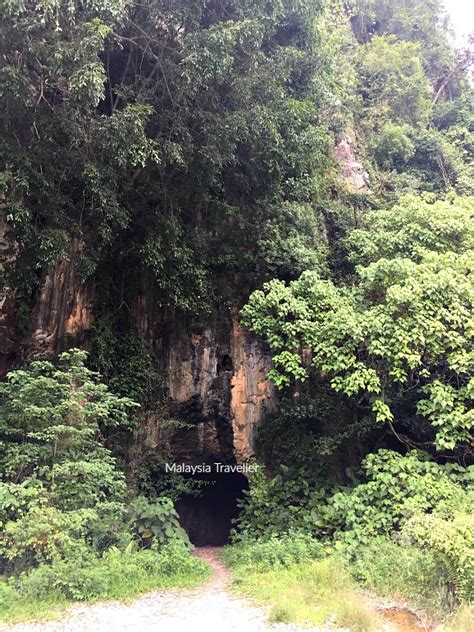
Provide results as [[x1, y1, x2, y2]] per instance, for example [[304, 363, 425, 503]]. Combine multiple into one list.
[[2, 548, 329, 632]]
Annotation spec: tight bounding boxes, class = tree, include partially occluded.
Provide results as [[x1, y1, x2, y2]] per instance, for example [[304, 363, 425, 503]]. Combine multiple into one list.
[[0, 348, 140, 571], [347, 194, 474, 263], [356, 35, 431, 129], [348, 0, 455, 82], [0, 349, 137, 513], [1, 0, 336, 313], [241, 195, 474, 452]]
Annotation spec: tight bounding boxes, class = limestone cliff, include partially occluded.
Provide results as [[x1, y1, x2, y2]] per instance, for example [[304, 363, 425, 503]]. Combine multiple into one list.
[[27, 238, 95, 358], [167, 315, 277, 463], [1, 246, 277, 464], [332, 130, 370, 193]]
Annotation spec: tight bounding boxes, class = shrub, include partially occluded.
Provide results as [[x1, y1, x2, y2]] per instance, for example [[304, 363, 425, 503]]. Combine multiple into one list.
[[317, 450, 471, 548], [230, 461, 334, 541], [351, 537, 452, 614], [127, 496, 190, 548], [0, 503, 130, 573], [1, 506, 100, 571], [403, 511, 474, 603], [0, 350, 135, 522], [223, 533, 325, 571], [374, 123, 415, 169], [0, 540, 210, 615], [0, 349, 201, 614]]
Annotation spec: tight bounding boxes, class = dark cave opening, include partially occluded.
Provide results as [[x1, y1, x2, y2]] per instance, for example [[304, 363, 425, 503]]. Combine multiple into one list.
[[175, 472, 249, 546]]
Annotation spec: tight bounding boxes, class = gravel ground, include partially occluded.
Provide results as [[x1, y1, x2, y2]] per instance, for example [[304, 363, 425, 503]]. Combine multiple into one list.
[[2, 548, 337, 632]]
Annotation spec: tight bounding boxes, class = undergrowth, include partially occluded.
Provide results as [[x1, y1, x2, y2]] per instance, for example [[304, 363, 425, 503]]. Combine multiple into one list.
[[224, 545, 383, 631], [0, 541, 210, 624]]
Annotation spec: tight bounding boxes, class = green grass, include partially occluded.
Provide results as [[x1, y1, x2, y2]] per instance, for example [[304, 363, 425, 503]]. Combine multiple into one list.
[[0, 589, 70, 626], [0, 570, 209, 625], [350, 537, 461, 618], [0, 546, 211, 625], [444, 604, 474, 632], [224, 548, 384, 631], [224, 538, 474, 631]]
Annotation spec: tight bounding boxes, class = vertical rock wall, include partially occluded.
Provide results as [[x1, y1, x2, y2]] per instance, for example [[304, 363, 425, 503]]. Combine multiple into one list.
[[167, 316, 277, 464], [230, 318, 277, 462], [27, 238, 95, 358], [6, 248, 277, 463], [332, 130, 371, 193]]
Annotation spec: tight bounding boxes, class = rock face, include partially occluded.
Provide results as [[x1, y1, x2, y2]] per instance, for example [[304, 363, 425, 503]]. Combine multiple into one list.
[[168, 324, 233, 463], [0, 128, 367, 467], [1, 243, 277, 464], [167, 315, 277, 464], [27, 238, 95, 358], [230, 318, 277, 462], [333, 130, 370, 193]]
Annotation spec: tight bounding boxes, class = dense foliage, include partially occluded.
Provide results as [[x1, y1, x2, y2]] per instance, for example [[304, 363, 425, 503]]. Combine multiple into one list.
[[0, 351, 206, 616], [239, 190, 473, 611], [1, 0, 337, 311], [0, 0, 473, 625], [241, 194, 474, 452]]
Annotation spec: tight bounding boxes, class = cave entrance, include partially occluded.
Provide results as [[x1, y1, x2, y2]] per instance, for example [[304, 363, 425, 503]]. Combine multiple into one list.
[[175, 472, 249, 546]]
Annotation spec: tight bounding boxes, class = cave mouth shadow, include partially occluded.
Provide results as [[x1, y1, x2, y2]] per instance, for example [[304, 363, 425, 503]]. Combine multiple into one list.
[[175, 472, 249, 547]]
